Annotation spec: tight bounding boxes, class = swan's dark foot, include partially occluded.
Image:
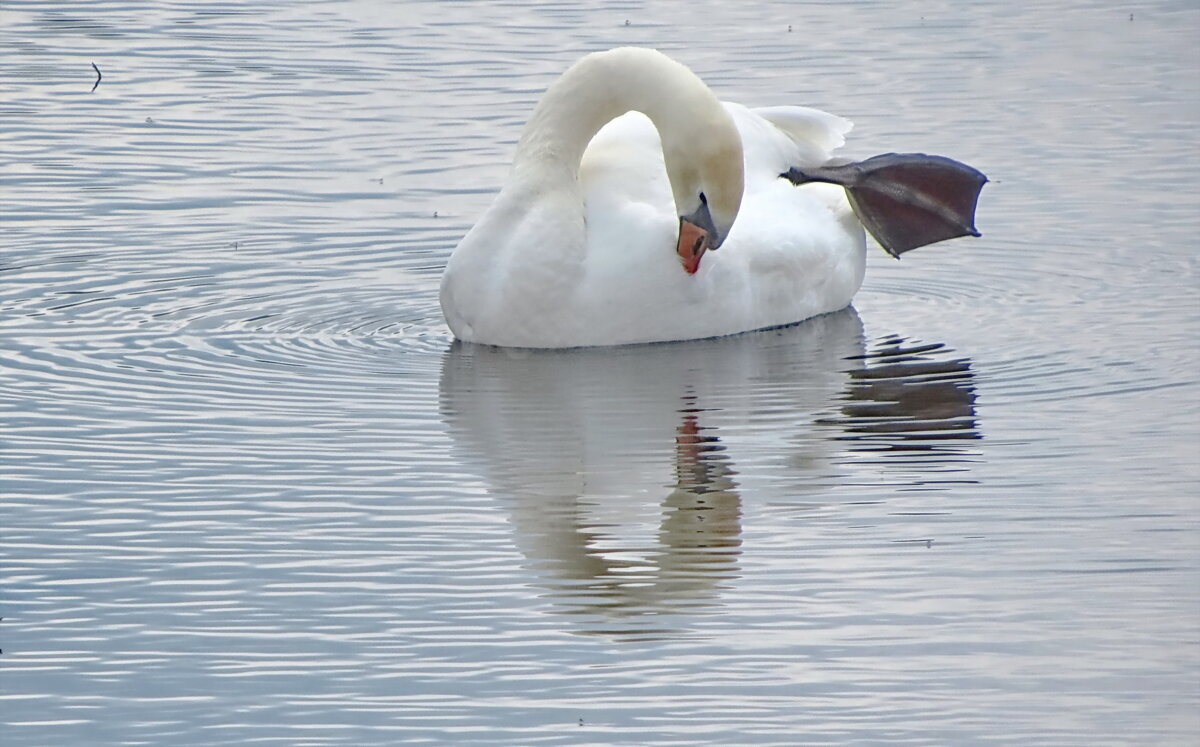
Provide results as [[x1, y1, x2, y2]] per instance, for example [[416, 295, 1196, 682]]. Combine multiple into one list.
[[783, 153, 988, 258]]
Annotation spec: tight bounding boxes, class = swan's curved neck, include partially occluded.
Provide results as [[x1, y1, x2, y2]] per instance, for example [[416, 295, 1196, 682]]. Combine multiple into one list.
[[512, 48, 738, 193]]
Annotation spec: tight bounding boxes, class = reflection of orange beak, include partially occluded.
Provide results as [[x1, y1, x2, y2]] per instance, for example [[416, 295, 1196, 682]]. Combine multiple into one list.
[[677, 219, 708, 275]]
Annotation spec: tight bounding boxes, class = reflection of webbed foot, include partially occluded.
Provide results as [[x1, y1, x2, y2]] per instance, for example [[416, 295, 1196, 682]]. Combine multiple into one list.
[[783, 153, 987, 257], [819, 335, 980, 464]]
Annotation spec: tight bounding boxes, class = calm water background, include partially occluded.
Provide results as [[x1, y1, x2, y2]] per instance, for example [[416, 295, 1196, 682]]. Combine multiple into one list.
[[3, 0, 1198, 744]]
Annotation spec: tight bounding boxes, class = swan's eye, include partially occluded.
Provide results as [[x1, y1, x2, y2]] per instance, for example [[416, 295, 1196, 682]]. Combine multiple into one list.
[[698, 192, 708, 206]]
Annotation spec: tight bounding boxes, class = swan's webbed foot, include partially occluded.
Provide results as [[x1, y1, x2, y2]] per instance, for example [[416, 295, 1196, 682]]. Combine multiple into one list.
[[782, 153, 987, 258]]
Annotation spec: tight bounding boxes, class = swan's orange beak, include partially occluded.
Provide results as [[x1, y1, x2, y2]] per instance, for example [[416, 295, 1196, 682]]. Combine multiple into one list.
[[677, 218, 709, 275]]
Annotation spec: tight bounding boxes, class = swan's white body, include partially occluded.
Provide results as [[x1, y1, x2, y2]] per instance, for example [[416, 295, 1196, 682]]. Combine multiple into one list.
[[440, 48, 867, 348]]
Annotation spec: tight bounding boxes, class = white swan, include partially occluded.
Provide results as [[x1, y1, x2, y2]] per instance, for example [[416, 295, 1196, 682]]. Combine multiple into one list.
[[440, 47, 985, 348]]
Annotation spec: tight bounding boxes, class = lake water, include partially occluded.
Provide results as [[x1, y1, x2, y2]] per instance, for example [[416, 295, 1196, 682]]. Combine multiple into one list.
[[3, 0, 1198, 744]]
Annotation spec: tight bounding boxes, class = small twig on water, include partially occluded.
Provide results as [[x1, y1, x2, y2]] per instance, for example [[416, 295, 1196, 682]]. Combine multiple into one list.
[[91, 62, 102, 92]]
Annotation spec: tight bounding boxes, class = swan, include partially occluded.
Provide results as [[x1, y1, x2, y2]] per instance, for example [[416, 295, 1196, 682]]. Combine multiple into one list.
[[440, 47, 985, 348]]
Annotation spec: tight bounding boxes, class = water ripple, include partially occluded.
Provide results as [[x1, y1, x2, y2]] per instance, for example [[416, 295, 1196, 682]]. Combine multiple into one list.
[[3, 0, 1198, 745]]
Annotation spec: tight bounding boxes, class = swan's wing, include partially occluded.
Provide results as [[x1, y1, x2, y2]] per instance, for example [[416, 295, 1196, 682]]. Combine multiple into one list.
[[724, 103, 852, 192], [752, 105, 852, 156]]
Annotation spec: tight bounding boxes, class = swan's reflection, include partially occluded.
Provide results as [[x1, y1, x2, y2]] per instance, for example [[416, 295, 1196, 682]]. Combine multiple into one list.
[[439, 310, 862, 636], [438, 311, 980, 636]]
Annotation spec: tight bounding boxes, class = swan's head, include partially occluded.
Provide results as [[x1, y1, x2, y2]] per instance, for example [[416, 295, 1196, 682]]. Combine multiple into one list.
[[662, 104, 744, 275], [677, 193, 723, 276]]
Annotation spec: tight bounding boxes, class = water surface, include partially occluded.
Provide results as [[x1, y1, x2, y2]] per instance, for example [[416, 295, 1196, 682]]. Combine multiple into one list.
[[2, 1, 1198, 744]]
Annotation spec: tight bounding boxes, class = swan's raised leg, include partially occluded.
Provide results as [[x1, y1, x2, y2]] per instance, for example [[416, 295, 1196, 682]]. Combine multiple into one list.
[[782, 153, 987, 258]]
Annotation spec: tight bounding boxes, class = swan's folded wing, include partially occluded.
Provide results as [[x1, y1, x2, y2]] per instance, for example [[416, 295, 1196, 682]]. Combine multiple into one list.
[[752, 105, 852, 159], [726, 104, 853, 193]]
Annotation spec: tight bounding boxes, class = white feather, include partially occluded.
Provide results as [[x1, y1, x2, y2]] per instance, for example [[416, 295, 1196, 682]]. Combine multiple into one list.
[[440, 48, 866, 348]]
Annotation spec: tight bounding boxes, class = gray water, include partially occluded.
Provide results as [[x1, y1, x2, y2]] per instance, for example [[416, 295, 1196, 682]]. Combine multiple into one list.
[[3, 1, 1198, 744]]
